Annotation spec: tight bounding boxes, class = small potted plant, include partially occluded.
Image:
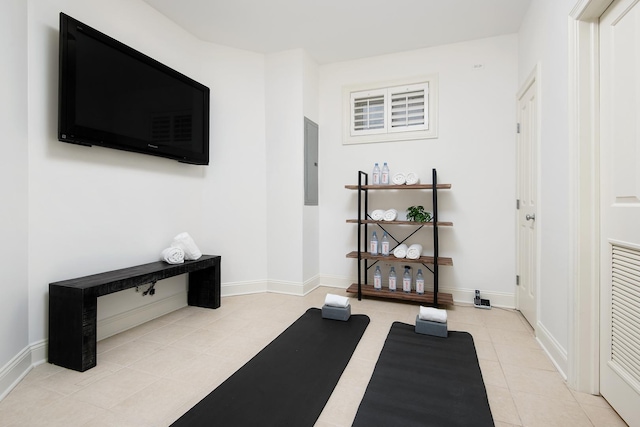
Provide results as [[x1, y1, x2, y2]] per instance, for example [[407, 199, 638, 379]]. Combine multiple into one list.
[[406, 205, 432, 222]]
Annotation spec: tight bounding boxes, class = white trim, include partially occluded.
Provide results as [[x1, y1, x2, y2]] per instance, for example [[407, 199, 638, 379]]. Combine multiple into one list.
[[567, 0, 612, 394], [537, 321, 569, 379], [97, 292, 188, 341], [0, 345, 33, 401]]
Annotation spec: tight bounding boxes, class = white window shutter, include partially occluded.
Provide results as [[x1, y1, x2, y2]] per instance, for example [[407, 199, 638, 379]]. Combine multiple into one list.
[[351, 89, 386, 135], [388, 83, 428, 132], [342, 75, 437, 144]]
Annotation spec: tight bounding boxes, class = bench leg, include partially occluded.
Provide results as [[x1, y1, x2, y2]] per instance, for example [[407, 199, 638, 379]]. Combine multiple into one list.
[[49, 286, 97, 372], [188, 257, 221, 309]]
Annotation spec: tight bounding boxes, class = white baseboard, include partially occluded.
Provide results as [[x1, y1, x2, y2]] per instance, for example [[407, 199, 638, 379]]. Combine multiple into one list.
[[536, 321, 569, 379], [97, 292, 188, 341], [443, 286, 516, 309], [0, 345, 33, 401]]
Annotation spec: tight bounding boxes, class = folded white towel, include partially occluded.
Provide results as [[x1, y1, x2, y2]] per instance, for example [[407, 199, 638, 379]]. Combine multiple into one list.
[[171, 232, 202, 260], [419, 306, 448, 323], [325, 293, 350, 308], [406, 172, 420, 185], [161, 247, 184, 264], [371, 209, 385, 221], [406, 243, 423, 260], [392, 173, 406, 185], [393, 243, 408, 258], [383, 209, 398, 221]]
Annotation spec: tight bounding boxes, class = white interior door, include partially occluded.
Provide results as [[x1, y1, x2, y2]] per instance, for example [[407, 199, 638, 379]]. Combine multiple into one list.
[[516, 72, 538, 329], [600, 1, 640, 425]]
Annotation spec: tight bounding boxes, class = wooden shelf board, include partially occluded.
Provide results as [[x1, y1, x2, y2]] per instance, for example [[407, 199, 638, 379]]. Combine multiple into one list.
[[346, 251, 453, 266], [345, 183, 451, 190], [346, 283, 453, 306], [346, 219, 453, 226]]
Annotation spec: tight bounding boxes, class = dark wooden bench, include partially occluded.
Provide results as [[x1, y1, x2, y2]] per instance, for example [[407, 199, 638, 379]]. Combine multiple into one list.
[[48, 255, 221, 372]]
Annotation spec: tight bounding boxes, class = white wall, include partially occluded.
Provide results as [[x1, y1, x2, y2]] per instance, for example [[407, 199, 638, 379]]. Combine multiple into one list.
[[265, 49, 305, 290], [26, 0, 267, 345], [303, 52, 320, 286], [518, 0, 575, 375], [318, 35, 519, 305], [0, 0, 30, 395]]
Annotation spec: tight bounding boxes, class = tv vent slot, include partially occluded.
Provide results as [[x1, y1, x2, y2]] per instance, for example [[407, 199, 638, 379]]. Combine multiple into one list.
[[173, 114, 192, 142], [151, 116, 171, 142]]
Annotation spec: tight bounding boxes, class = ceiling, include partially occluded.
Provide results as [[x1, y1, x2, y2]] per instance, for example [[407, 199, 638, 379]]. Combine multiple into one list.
[[142, 0, 532, 64]]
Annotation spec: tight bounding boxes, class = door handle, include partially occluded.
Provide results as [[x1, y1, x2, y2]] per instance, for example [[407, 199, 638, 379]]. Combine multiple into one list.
[[526, 214, 536, 221]]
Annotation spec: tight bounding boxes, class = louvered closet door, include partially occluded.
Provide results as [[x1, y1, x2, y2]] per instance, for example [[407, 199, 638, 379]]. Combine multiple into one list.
[[599, 0, 640, 424]]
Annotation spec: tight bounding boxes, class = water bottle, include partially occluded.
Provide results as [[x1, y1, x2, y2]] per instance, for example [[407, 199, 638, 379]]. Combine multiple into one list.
[[388, 267, 397, 291], [381, 232, 390, 256], [374, 266, 382, 290], [403, 266, 412, 293], [372, 163, 380, 184], [416, 269, 424, 295], [381, 162, 389, 185], [370, 231, 378, 255]]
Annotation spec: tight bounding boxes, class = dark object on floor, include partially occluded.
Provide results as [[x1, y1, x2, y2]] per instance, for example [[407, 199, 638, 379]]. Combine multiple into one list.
[[352, 323, 494, 427], [171, 308, 370, 427]]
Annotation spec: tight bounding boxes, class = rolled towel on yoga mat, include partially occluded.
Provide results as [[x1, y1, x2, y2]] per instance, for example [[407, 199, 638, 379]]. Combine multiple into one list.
[[325, 293, 350, 308], [171, 232, 202, 260], [161, 247, 184, 264], [406, 243, 423, 259], [419, 306, 448, 323], [393, 243, 408, 258], [383, 209, 398, 221], [370, 209, 385, 221], [392, 172, 406, 185], [406, 172, 420, 185]]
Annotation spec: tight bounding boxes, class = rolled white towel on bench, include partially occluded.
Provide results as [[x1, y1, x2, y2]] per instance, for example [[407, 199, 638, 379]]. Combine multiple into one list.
[[406, 172, 420, 185], [171, 232, 202, 260], [371, 209, 385, 221], [419, 306, 448, 323], [161, 247, 185, 264], [325, 293, 350, 308], [392, 173, 406, 185], [383, 209, 398, 221], [393, 243, 408, 258], [406, 243, 423, 260]]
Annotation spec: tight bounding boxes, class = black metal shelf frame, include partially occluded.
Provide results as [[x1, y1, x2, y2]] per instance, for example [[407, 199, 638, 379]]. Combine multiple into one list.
[[355, 168, 442, 305]]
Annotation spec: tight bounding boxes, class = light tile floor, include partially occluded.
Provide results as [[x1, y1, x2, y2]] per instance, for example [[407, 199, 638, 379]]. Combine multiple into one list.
[[0, 287, 628, 426]]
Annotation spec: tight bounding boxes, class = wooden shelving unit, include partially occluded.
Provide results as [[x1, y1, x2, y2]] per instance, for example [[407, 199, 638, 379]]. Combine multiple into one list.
[[345, 168, 453, 306]]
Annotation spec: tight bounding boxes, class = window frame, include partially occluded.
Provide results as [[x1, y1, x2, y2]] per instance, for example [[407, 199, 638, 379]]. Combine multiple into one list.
[[343, 75, 438, 145]]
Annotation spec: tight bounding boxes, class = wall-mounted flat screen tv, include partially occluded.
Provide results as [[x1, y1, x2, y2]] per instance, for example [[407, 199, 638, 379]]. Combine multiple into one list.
[[58, 13, 210, 165]]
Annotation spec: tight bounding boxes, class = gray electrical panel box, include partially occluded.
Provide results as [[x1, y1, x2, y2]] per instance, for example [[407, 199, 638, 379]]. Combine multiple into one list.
[[304, 117, 319, 206]]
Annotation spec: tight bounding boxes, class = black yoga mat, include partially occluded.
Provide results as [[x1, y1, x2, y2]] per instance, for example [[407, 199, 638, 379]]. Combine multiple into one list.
[[353, 322, 494, 427], [172, 307, 369, 427]]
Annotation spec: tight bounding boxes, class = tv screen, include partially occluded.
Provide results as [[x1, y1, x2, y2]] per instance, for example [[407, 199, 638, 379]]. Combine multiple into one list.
[[58, 13, 210, 165]]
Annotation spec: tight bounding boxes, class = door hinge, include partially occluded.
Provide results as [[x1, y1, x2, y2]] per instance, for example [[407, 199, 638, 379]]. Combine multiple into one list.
[[516, 275, 520, 286], [516, 199, 520, 210], [517, 123, 521, 134]]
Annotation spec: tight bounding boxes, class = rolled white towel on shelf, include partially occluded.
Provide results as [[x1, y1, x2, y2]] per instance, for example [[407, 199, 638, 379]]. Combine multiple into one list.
[[392, 173, 406, 185], [161, 247, 184, 264], [406, 243, 423, 260], [406, 172, 420, 185], [325, 293, 350, 308], [370, 209, 385, 221], [171, 232, 202, 260], [383, 209, 398, 221], [419, 306, 448, 323], [393, 243, 408, 258]]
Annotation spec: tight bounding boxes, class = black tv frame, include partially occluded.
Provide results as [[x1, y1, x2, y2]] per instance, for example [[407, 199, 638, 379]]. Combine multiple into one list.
[[58, 12, 210, 165]]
